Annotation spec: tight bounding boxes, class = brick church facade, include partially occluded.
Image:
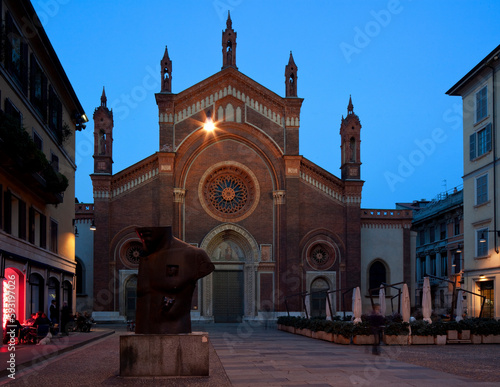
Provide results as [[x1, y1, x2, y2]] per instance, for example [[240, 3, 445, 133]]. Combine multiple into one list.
[[90, 14, 414, 322]]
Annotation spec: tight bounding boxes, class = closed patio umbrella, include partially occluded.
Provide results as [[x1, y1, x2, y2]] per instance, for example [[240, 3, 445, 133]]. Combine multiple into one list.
[[353, 287, 362, 323], [379, 285, 386, 317], [325, 294, 332, 321], [304, 294, 310, 318], [422, 277, 432, 323], [401, 283, 411, 323], [455, 290, 464, 322]]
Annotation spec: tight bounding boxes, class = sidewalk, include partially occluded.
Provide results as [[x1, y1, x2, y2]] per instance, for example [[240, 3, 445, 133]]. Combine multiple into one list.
[[0, 325, 115, 378]]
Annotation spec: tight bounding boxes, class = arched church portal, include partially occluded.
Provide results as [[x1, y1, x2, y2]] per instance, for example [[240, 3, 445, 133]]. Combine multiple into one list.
[[200, 224, 259, 323]]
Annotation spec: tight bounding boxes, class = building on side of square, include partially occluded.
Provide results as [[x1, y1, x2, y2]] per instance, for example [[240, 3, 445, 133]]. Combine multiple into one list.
[[0, 0, 87, 326], [89, 14, 415, 322], [401, 189, 464, 317], [447, 44, 500, 319]]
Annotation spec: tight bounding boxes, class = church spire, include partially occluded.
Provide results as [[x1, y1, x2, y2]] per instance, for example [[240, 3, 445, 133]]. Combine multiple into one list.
[[222, 11, 237, 70], [285, 51, 298, 97], [340, 94, 362, 180], [347, 95, 354, 115], [101, 87, 107, 107], [93, 89, 114, 175], [161, 46, 172, 93]]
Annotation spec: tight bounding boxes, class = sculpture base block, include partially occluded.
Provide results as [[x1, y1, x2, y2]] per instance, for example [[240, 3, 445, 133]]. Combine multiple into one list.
[[120, 332, 209, 377]]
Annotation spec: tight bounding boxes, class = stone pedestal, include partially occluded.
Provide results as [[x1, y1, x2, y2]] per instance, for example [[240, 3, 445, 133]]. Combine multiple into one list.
[[120, 332, 209, 377]]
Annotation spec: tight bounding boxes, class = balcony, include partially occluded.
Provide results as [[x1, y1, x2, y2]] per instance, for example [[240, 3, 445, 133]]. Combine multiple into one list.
[[0, 114, 68, 204], [0, 153, 65, 204]]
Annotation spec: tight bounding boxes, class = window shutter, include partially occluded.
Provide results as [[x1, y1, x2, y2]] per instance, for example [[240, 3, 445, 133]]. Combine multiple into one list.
[[29, 207, 35, 244], [21, 43, 29, 95], [485, 123, 492, 153], [40, 214, 47, 248], [18, 199, 26, 240], [4, 12, 13, 72], [4, 190, 12, 234], [469, 133, 476, 160]]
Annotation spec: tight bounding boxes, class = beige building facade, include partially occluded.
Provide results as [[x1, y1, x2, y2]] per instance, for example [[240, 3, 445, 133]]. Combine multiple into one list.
[[0, 0, 87, 326], [447, 44, 500, 319]]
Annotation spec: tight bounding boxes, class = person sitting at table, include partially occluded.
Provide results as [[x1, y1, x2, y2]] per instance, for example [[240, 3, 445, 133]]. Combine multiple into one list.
[[24, 313, 36, 326], [3, 314, 22, 344], [33, 311, 51, 327]]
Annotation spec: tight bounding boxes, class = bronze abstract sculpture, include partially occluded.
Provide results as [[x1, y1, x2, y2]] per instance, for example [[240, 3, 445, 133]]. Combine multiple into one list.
[[135, 226, 214, 334]]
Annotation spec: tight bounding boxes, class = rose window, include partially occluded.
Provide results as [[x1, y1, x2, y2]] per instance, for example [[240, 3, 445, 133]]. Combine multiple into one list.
[[209, 175, 248, 214], [201, 164, 258, 221], [125, 243, 144, 265], [311, 247, 329, 266], [306, 243, 336, 270]]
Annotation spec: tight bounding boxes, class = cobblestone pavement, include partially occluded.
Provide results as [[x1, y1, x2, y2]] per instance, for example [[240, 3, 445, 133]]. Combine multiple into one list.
[[0, 323, 499, 386]]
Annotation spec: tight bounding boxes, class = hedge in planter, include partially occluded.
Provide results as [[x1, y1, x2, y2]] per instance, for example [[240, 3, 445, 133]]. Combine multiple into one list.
[[410, 321, 434, 344]]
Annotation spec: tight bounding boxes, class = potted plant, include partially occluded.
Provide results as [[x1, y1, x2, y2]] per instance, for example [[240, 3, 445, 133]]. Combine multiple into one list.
[[431, 322, 447, 345], [277, 316, 297, 334], [444, 321, 461, 341], [383, 322, 410, 345], [476, 319, 500, 344], [352, 321, 377, 345], [336, 322, 353, 345], [310, 319, 328, 340], [410, 320, 434, 345], [326, 321, 343, 343], [294, 317, 312, 337], [458, 319, 473, 341]]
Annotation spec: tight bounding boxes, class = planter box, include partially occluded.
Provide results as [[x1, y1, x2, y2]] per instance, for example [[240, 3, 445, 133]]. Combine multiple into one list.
[[471, 334, 482, 344], [384, 335, 408, 345], [411, 335, 435, 345], [283, 326, 295, 334], [353, 335, 378, 345], [435, 335, 447, 345], [447, 330, 458, 340], [296, 328, 312, 337], [336, 335, 351, 345], [482, 335, 500, 344], [459, 330, 470, 340], [315, 331, 334, 342]]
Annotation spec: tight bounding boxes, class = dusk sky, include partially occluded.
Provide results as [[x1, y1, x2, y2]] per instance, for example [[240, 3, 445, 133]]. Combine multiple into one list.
[[33, 0, 500, 209]]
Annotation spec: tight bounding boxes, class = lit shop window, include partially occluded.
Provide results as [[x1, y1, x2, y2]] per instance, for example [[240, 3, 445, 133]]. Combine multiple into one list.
[[2, 268, 24, 328]]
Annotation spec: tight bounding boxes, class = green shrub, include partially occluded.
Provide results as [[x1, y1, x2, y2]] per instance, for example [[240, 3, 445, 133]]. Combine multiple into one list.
[[352, 321, 372, 336], [410, 320, 433, 336], [384, 322, 409, 336]]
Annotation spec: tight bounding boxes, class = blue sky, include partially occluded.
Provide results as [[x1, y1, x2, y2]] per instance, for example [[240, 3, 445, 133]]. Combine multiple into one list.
[[33, 0, 500, 208]]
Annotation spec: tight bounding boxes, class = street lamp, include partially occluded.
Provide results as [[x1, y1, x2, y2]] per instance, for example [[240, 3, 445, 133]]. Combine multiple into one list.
[[90, 220, 96, 231], [479, 230, 500, 243]]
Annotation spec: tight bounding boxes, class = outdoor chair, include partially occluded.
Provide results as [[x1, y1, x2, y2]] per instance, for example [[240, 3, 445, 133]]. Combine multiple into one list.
[[26, 324, 50, 344]]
